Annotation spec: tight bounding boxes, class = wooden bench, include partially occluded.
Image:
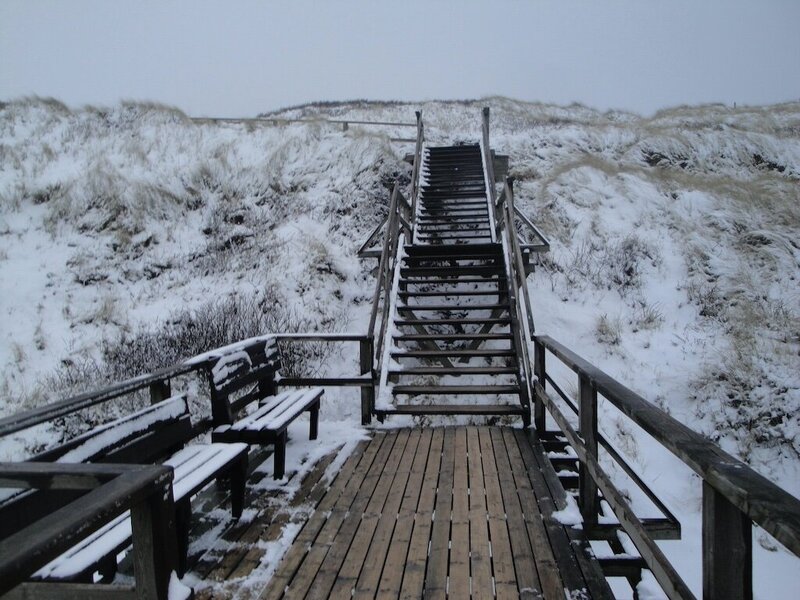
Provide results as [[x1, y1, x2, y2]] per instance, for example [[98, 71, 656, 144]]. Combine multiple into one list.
[[205, 338, 323, 479], [1, 395, 248, 582]]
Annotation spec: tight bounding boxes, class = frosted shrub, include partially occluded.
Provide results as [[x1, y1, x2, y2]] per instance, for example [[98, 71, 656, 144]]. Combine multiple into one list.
[[595, 314, 622, 345]]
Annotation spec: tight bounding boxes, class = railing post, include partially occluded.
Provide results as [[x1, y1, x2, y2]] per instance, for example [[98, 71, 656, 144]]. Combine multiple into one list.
[[360, 337, 374, 425], [703, 481, 752, 600], [149, 380, 171, 405], [578, 374, 599, 525], [533, 340, 546, 432], [130, 478, 179, 600]]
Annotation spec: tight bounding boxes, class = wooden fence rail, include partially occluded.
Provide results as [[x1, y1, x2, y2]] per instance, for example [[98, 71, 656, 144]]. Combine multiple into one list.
[[0, 334, 374, 445]]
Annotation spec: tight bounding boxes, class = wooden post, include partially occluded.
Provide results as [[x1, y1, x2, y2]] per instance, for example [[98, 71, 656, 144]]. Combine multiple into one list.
[[130, 479, 178, 600], [578, 374, 599, 525], [703, 481, 752, 600], [342, 121, 349, 131], [533, 340, 546, 432], [360, 338, 374, 425], [149, 380, 171, 405]]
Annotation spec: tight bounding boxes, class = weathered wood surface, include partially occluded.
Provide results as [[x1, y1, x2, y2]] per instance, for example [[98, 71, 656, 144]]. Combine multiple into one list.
[[220, 426, 613, 600]]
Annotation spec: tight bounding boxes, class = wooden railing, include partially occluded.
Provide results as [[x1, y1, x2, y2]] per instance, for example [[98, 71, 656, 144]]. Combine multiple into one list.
[[0, 333, 374, 446], [0, 462, 177, 599], [482, 107, 536, 425], [533, 334, 800, 599], [357, 111, 423, 259], [363, 111, 423, 415], [480, 104, 800, 597]]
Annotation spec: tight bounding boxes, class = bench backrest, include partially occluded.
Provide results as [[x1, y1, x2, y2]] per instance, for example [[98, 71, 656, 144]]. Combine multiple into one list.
[[33, 395, 193, 464], [205, 338, 281, 426], [0, 396, 193, 539]]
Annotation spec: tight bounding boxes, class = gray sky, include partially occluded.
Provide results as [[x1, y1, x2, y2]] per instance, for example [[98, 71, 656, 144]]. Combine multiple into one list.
[[1, 0, 799, 117]]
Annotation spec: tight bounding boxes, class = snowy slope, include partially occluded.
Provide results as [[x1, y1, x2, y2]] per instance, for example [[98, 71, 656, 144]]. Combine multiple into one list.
[[1, 96, 799, 596]]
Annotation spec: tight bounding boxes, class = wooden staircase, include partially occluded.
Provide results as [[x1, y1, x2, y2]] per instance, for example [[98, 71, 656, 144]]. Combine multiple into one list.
[[376, 144, 528, 420]]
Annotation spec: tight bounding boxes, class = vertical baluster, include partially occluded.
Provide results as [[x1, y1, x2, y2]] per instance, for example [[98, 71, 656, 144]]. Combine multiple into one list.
[[578, 374, 599, 525], [703, 482, 752, 600], [360, 338, 374, 425]]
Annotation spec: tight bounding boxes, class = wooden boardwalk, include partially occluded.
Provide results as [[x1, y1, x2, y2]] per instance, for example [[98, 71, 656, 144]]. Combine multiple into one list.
[[249, 426, 611, 599]]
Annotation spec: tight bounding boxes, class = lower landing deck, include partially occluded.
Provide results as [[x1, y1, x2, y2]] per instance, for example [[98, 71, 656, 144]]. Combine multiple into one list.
[[256, 426, 611, 599]]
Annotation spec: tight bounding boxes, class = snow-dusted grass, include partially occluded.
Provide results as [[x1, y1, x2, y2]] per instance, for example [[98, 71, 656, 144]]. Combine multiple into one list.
[[0, 98, 401, 422], [1, 96, 799, 597]]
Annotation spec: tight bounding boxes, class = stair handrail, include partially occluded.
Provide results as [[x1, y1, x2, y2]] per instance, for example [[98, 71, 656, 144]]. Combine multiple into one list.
[[410, 111, 424, 222], [481, 107, 499, 242], [533, 333, 800, 599], [482, 107, 536, 422]]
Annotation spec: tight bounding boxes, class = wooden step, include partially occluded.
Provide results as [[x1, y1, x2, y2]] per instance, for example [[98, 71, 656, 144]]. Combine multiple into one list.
[[402, 255, 501, 264], [398, 290, 502, 298], [394, 333, 512, 341], [417, 227, 490, 233], [377, 404, 525, 416], [400, 267, 505, 277], [397, 303, 509, 311], [417, 233, 493, 241], [392, 385, 520, 395], [403, 243, 502, 256], [388, 366, 517, 376], [417, 214, 488, 225], [391, 349, 515, 358], [394, 317, 511, 326], [399, 277, 506, 285], [420, 207, 489, 214]]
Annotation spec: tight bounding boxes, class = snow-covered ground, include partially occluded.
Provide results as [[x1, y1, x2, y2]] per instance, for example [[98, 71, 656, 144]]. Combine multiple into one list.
[[1, 97, 798, 597]]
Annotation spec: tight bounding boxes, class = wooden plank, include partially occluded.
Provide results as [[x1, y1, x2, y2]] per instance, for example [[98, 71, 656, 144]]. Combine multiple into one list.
[[221, 451, 340, 581], [424, 427, 455, 598], [377, 428, 434, 596], [323, 430, 415, 599], [399, 428, 444, 599], [512, 429, 613, 599], [503, 428, 578, 598], [478, 428, 517, 598], [296, 430, 418, 598], [282, 431, 409, 600], [467, 427, 493, 600], [489, 428, 543, 598], [449, 427, 470, 599], [351, 430, 423, 599], [257, 432, 387, 600]]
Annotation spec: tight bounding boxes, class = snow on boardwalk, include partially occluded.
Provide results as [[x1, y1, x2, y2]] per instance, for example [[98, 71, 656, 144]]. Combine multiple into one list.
[[194, 426, 612, 599]]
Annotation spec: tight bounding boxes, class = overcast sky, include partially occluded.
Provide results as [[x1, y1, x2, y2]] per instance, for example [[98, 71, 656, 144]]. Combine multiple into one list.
[[1, 0, 799, 117]]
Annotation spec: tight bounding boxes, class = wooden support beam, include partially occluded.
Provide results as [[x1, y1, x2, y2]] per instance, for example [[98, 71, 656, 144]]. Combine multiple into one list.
[[359, 338, 374, 425], [703, 481, 752, 600], [579, 374, 599, 526], [130, 478, 179, 600]]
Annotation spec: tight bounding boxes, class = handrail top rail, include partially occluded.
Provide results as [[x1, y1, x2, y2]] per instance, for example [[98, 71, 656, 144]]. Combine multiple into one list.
[[191, 117, 418, 128], [0, 462, 173, 596], [535, 333, 800, 555]]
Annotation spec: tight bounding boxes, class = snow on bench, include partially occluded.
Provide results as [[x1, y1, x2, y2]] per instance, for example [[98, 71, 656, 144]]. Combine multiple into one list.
[[33, 442, 247, 582], [212, 387, 323, 479], [5, 395, 248, 583]]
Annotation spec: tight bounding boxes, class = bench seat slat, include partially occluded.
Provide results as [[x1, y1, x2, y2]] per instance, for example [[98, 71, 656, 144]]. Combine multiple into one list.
[[167, 443, 247, 501], [33, 442, 248, 581], [261, 388, 323, 431], [217, 387, 322, 435]]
